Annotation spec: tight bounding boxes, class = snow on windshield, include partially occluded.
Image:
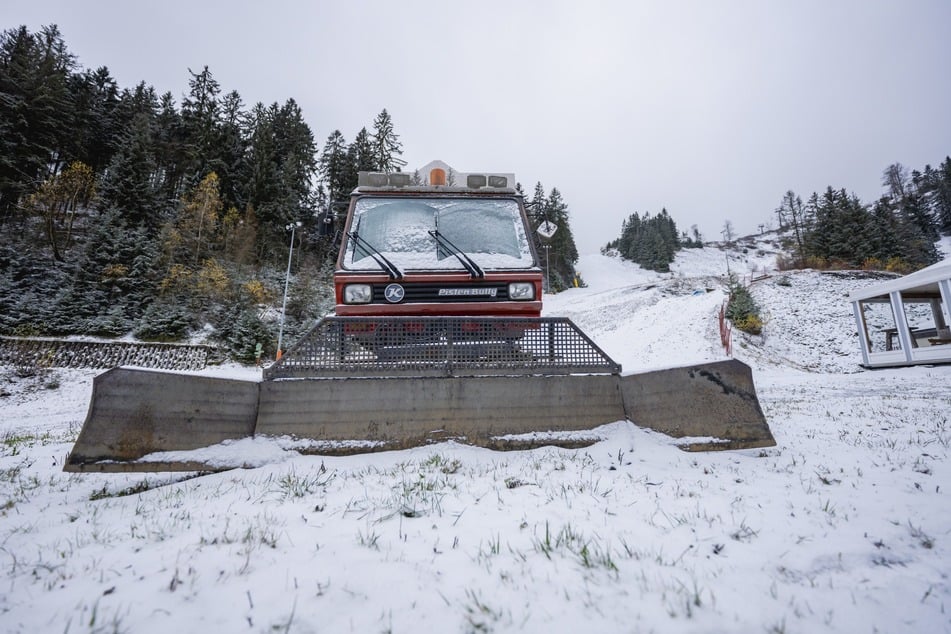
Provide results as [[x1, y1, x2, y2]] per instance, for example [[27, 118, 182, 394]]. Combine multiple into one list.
[[344, 197, 535, 270]]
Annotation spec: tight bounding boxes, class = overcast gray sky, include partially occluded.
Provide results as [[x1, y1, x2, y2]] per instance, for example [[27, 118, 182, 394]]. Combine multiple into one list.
[[6, 0, 951, 252]]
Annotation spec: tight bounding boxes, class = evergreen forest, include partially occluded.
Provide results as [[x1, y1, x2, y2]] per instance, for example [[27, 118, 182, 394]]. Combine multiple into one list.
[[605, 209, 702, 273], [608, 159, 950, 274], [0, 25, 581, 359], [774, 161, 951, 272]]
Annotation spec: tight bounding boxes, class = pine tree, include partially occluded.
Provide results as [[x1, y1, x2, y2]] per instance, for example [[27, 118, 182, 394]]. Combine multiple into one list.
[[608, 208, 682, 273], [223, 307, 274, 363], [866, 198, 903, 263], [531, 187, 579, 290], [546, 187, 579, 265], [334, 127, 377, 197], [66, 66, 120, 173], [246, 103, 280, 229], [112, 82, 160, 141], [805, 188, 869, 265], [215, 90, 249, 212], [54, 209, 160, 335], [98, 112, 163, 229], [319, 130, 349, 202], [271, 100, 318, 210], [881, 163, 938, 243], [802, 186, 938, 270], [180, 66, 222, 188], [243, 100, 317, 260], [153, 91, 187, 203], [0, 237, 73, 334], [0, 25, 76, 223], [134, 300, 192, 341], [370, 109, 406, 172], [903, 174, 938, 243], [924, 157, 951, 234], [527, 181, 549, 238], [271, 99, 318, 252], [352, 128, 376, 171]]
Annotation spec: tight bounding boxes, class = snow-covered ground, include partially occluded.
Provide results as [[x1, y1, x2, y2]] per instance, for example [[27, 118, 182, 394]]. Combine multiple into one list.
[[2, 238, 949, 633]]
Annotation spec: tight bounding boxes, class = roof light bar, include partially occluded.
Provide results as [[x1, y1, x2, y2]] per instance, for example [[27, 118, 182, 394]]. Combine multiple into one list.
[[356, 167, 514, 191], [389, 173, 411, 187], [467, 174, 487, 188], [358, 172, 412, 188]]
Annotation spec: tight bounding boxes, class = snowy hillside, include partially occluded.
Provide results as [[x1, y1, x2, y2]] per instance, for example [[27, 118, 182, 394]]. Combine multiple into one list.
[[1, 238, 949, 634], [552, 235, 902, 375]]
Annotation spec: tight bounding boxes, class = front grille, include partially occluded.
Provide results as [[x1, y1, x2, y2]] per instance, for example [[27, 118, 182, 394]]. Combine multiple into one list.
[[265, 316, 621, 379], [372, 282, 510, 303]]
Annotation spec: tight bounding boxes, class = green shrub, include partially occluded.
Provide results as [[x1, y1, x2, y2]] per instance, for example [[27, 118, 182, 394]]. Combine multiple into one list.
[[726, 285, 757, 321], [726, 282, 762, 335], [134, 301, 193, 341], [733, 314, 763, 335], [227, 310, 273, 364]]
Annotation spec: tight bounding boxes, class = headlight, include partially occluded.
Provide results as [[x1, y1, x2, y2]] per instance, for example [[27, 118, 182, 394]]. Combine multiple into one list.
[[508, 282, 534, 301], [343, 284, 372, 304]]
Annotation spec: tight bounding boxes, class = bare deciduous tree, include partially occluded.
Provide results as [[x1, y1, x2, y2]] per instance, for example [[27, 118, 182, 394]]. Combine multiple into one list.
[[776, 190, 808, 266], [882, 163, 909, 201], [721, 219, 735, 244]]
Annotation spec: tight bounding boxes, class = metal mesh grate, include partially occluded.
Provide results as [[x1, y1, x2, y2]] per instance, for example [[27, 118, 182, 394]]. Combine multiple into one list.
[[265, 317, 621, 379]]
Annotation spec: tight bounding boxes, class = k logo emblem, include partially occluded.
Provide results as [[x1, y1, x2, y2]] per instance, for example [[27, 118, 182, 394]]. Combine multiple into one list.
[[384, 284, 405, 303]]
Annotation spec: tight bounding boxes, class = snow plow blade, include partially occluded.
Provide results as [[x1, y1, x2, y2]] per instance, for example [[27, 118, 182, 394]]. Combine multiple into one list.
[[65, 369, 260, 472], [65, 318, 774, 472]]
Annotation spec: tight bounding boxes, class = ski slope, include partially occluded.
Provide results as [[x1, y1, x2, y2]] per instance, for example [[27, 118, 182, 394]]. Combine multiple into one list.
[[1, 241, 949, 634]]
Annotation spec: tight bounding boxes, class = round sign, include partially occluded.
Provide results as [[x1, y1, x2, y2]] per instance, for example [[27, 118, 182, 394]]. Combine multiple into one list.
[[384, 283, 405, 303]]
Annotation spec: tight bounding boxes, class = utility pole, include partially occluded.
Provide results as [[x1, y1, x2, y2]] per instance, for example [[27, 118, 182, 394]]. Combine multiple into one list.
[[277, 221, 302, 359], [542, 243, 551, 293]]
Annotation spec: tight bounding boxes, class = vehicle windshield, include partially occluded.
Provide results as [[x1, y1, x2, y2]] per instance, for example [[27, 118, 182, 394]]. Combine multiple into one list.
[[343, 197, 535, 271]]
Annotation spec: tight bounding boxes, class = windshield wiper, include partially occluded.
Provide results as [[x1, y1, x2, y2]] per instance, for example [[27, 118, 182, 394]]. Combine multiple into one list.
[[347, 231, 403, 280], [428, 230, 484, 279]]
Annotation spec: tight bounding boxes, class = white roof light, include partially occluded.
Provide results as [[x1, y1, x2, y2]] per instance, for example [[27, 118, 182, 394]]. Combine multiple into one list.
[[356, 163, 516, 192], [467, 174, 487, 188]]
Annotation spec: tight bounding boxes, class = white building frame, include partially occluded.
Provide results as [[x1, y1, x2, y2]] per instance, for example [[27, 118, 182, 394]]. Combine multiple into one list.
[[848, 259, 951, 368]]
